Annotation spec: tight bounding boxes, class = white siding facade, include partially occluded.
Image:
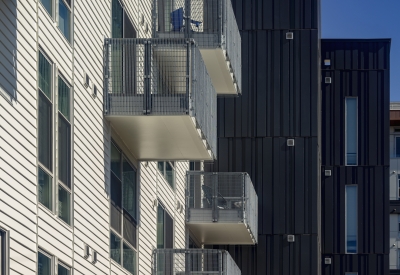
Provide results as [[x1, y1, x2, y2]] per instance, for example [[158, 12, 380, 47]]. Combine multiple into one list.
[[0, 0, 188, 275]]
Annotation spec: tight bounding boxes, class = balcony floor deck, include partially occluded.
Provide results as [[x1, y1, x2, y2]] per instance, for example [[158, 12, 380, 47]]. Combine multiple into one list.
[[106, 115, 213, 160]]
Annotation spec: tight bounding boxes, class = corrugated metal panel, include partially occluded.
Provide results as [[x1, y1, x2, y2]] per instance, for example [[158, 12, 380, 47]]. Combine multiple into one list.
[[231, 0, 319, 30], [322, 254, 388, 275], [218, 29, 319, 138], [321, 166, 389, 255]]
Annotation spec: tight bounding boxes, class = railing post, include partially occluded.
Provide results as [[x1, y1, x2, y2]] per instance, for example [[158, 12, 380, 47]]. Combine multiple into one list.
[[212, 173, 218, 222], [144, 40, 151, 115], [219, 251, 223, 275]]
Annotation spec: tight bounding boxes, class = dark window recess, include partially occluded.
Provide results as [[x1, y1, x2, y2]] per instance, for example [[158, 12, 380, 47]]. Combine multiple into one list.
[[111, 172, 122, 234], [157, 203, 174, 249], [58, 115, 71, 188], [123, 212, 137, 248], [0, 230, 7, 275], [396, 137, 400, 157], [38, 92, 53, 172], [124, 10, 136, 38]]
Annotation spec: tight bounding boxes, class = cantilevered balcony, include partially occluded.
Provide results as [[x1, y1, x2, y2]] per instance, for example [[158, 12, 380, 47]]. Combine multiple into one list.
[[103, 38, 216, 160], [186, 172, 257, 245], [153, 0, 241, 96], [153, 249, 241, 275]]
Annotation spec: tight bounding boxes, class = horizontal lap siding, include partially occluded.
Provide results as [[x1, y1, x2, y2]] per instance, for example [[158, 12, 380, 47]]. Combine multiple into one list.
[[0, 0, 38, 275], [321, 40, 390, 275]]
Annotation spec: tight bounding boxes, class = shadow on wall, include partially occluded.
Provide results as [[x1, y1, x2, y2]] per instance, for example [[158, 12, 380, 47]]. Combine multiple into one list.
[[0, 0, 18, 104]]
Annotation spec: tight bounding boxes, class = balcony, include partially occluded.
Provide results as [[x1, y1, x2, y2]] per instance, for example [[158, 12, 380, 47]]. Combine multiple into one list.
[[104, 38, 217, 161], [186, 172, 257, 245], [153, 249, 241, 275], [153, 0, 241, 96]]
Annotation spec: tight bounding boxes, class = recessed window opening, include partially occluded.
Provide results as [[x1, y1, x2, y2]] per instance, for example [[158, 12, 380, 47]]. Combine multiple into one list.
[[345, 98, 358, 165], [345, 185, 357, 254]]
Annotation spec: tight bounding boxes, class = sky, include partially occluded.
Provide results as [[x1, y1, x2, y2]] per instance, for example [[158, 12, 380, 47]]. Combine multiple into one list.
[[321, 0, 400, 101]]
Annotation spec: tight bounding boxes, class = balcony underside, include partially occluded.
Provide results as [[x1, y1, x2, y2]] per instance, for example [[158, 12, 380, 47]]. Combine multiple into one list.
[[200, 48, 238, 96], [187, 222, 254, 245], [106, 115, 213, 161]]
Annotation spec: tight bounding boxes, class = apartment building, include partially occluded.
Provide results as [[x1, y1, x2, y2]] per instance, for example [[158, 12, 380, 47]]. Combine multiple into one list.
[[390, 103, 400, 274], [0, 0, 391, 275]]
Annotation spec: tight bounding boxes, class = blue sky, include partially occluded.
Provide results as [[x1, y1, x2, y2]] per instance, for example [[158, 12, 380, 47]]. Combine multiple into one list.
[[321, 0, 400, 101]]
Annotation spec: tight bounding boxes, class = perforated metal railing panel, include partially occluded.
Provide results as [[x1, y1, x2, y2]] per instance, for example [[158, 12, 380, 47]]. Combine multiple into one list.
[[103, 38, 217, 159], [152, 249, 241, 275], [186, 172, 258, 243], [152, 0, 242, 93]]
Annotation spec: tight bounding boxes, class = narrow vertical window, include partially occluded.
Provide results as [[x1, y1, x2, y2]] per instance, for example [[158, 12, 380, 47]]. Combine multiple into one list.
[[345, 185, 357, 253], [58, 0, 72, 42], [345, 98, 358, 165], [157, 161, 175, 189], [0, 230, 7, 275], [110, 231, 121, 264], [156, 203, 173, 274], [38, 251, 52, 275], [58, 76, 72, 225], [396, 137, 400, 157], [398, 175, 400, 200], [57, 262, 71, 275]]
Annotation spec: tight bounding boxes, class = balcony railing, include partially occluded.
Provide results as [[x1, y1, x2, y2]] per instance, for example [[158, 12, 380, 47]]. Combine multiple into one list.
[[186, 172, 257, 245], [152, 0, 241, 95], [103, 38, 217, 160], [152, 249, 241, 275]]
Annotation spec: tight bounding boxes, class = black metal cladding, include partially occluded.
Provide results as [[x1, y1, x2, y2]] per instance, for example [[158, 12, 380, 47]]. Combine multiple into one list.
[[321, 40, 390, 275], [204, 0, 321, 274]]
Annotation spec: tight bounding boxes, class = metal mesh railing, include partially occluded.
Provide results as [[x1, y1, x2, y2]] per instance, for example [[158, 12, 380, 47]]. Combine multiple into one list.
[[103, 38, 217, 158], [152, 249, 241, 275], [186, 172, 258, 243], [153, 0, 242, 93]]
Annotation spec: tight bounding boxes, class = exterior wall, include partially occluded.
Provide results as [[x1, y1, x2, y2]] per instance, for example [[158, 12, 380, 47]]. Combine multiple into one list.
[[0, 1, 186, 275], [321, 39, 390, 275], [205, 0, 321, 274]]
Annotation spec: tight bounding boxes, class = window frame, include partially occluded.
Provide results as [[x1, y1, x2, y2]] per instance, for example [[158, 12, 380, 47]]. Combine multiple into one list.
[[157, 201, 174, 249], [0, 229, 9, 275], [157, 161, 175, 190], [57, 260, 71, 275], [56, 74, 72, 226], [37, 49, 74, 227], [57, 0, 73, 43], [109, 141, 138, 274], [37, 249, 53, 275], [345, 97, 358, 166]]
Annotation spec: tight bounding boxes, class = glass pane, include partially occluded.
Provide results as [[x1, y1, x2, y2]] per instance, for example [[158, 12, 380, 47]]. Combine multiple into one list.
[[0, 231, 3, 274], [59, 0, 71, 41], [38, 167, 53, 210], [58, 185, 71, 225], [157, 162, 164, 175], [58, 264, 70, 275], [123, 159, 136, 220], [346, 98, 357, 165], [110, 231, 121, 264], [40, 0, 52, 16], [111, 143, 121, 179], [346, 185, 357, 253], [123, 242, 136, 274], [111, 173, 122, 233], [164, 211, 173, 249], [58, 77, 70, 120], [39, 52, 52, 99], [112, 0, 123, 38], [38, 252, 51, 275], [123, 212, 137, 248], [396, 137, 400, 157], [38, 92, 52, 171], [165, 162, 174, 189], [58, 115, 71, 188], [157, 204, 164, 248], [123, 10, 136, 38]]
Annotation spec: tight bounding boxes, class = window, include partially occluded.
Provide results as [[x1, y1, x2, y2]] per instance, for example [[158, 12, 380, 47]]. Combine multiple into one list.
[[58, 0, 72, 41], [157, 162, 175, 189], [38, 51, 54, 211], [57, 262, 71, 275], [58, 76, 72, 225], [345, 185, 357, 253], [157, 203, 174, 249], [345, 98, 358, 165], [0, 230, 8, 275], [40, 0, 52, 16], [112, 0, 137, 39], [396, 137, 400, 158], [345, 273, 358, 275], [110, 142, 137, 274], [398, 175, 400, 200], [37, 51, 73, 225], [38, 251, 52, 275]]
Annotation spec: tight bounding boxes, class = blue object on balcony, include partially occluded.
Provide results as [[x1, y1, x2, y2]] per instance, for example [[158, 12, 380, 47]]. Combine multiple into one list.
[[171, 8, 184, 31], [171, 8, 202, 32]]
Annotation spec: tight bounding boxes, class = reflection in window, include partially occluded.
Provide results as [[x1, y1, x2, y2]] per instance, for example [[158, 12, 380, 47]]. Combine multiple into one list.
[[38, 167, 53, 210], [59, 0, 71, 41], [58, 185, 71, 224], [38, 251, 52, 275], [345, 98, 358, 165], [345, 185, 357, 253]]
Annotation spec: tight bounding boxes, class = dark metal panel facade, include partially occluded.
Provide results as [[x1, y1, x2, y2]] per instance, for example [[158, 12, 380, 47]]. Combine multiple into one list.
[[321, 40, 390, 275]]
